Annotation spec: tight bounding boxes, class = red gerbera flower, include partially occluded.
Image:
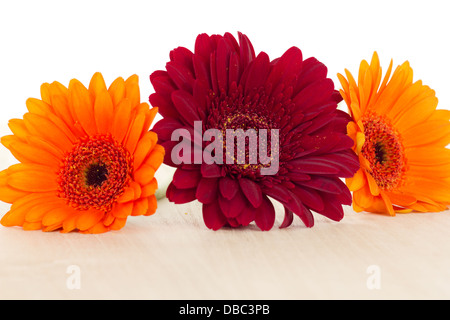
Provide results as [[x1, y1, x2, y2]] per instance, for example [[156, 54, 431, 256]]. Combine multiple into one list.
[[150, 32, 359, 230]]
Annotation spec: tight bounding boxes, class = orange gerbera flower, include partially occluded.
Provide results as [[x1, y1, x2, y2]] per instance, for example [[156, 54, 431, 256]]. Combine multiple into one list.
[[0, 73, 164, 233], [338, 52, 450, 215]]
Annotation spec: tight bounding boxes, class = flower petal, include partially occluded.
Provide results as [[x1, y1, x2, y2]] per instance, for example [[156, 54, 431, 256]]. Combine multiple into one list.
[[238, 178, 262, 208], [7, 164, 57, 192], [202, 200, 227, 230], [254, 195, 275, 231], [196, 177, 219, 204]]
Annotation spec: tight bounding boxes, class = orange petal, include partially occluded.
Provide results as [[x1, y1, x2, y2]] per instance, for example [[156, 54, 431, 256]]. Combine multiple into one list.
[[88, 72, 107, 99], [50, 93, 77, 133], [42, 205, 71, 226], [406, 147, 450, 165], [94, 89, 114, 134], [108, 76, 126, 107], [402, 120, 450, 148], [7, 140, 60, 167], [40, 83, 52, 104], [26, 135, 65, 160], [428, 109, 450, 121], [141, 144, 165, 171], [124, 74, 140, 110], [133, 131, 158, 169], [353, 185, 374, 209], [1, 192, 55, 227], [23, 221, 42, 230], [62, 214, 78, 233], [23, 113, 73, 152], [124, 108, 147, 154], [380, 192, 395, 216], [0, 185, 28, 203], [407, 163, 450, 179], [393, 94, 438, 132], [7, 164, 57, 192], [146, 195, 157, 216], [134, 165, 156, 186], [110, 217, 127, 230], [112, 201, 133, 218], [365, 194, 391, 215], [76, 209, 104, 231], [141, 178, 158, 197], [402, 177, 450, 203], [116, 181, 141, 203], [26, 98, 52, 116], [82, 222, 109, 234], [383, 191, 417, 207], [8, 119, 29, 141], [69, 79, 96, 136], [365, 171, 380, 196], [111, 98, 132, 143], [346, 168, 366, 191], [26, 199, 63, 223], [131, 197, 148, 216]]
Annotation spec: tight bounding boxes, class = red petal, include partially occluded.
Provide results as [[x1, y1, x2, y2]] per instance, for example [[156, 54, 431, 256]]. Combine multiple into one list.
[[201, 163, 223, 178], [238, 32, 255, 73], [289, 157, 340, 175], [193, 55, 212, 87], [261, 183, 292, 203], [215, 38, 232, 94], [280, 208, 294, 229], [166, 61, 195, 93], [202, 200, 227, 230], [284, 190, 315, 228], [293, 202, 315, 228], [166, 183, 197, 204], [218, 192, 246, 218], [296, 176, 347, 195], [196, 177, 219, 204], [172, 168, 201, 189], [171, 90, 201, 124], [293, 78, 334, 110], [267, 46, 303, 91], [149, 93, 179, 119], [238, 178, 263, 208], [152, 118, 184, 143], [236, 202, 256, 226], [244, 52, 270, 95], [150, 71, 176, 97], [318, 198, 345, 222], [219, 176, 239, 200], [254, 196, 275, 231], [228, 52, 240, 90], [170, 47, 194, 75], [295, 57, 327, 94], [193, 79, 209, 118], [195, 33, 214, 60], [290, 186, 324, 213]]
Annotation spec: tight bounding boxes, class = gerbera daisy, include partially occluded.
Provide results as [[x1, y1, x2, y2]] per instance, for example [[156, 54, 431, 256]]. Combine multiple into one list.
[[150, 32, 359, 230], [0, 72, 164, 233], [338, 52, 450, 215]]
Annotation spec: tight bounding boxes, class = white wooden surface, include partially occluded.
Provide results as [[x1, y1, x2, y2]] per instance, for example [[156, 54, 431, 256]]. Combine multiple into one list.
[[1, 173, 450, 300]]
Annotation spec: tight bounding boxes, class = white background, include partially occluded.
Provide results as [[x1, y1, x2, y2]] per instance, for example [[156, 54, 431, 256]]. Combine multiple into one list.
[[1, 0, 450, 300], [1, 0, 449, 128]]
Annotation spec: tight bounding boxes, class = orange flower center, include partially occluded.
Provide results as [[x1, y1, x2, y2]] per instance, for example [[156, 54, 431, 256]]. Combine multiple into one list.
[[57, 134, 132, 211], [361, 113, 405, 191]]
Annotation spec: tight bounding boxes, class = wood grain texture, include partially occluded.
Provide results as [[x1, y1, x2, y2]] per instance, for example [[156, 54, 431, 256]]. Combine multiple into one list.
[[1, 194, 450, 299]]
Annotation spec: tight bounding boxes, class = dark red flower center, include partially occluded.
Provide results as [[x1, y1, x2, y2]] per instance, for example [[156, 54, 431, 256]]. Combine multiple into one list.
[[206, 89, 279, 179]]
